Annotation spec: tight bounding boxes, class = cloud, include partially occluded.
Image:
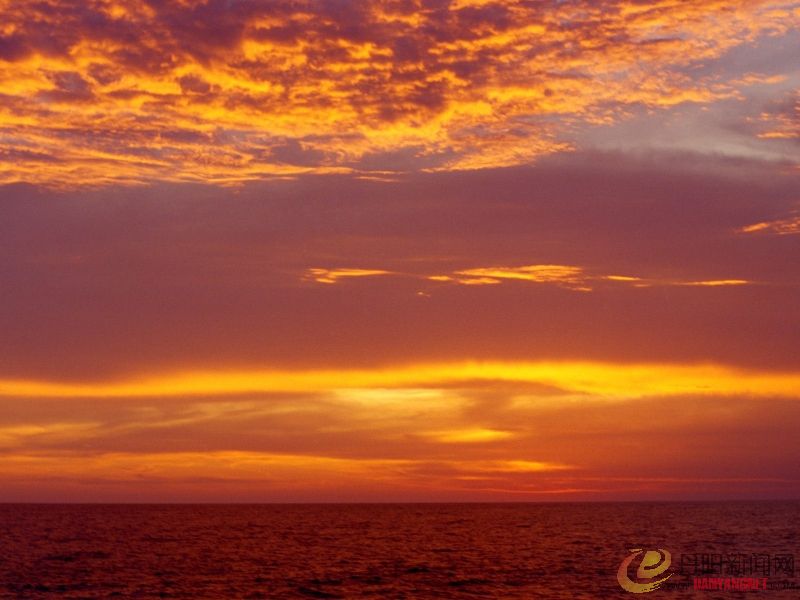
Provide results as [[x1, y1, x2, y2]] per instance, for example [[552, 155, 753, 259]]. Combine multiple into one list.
[[2, 360, 799, 400], [673, 279, 750, 287], [739, 212, 800, 235], [451, 264, 588, 288], [439, 266, 752, 290], [754, 91, 800, 143], [309, 263, 752, 291], [0, 0, 798, 186], [305, 267, 393, 284], [421, 428, 516, 443], [1, 385, 799, 501]]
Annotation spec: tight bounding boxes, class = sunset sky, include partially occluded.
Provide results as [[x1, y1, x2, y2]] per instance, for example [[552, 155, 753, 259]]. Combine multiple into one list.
[[1, 0, 799, 502]]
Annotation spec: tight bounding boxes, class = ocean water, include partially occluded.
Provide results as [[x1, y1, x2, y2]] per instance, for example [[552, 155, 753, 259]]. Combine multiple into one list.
[[0, 502, 797, 599]]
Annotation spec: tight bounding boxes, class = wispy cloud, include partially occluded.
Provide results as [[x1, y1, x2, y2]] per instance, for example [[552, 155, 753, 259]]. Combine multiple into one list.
[[2, 380, 800, 500], [305, 267, 392, 284], [450, 265, 589, 288], [308, 264, 752, 291], [754, 91, 800, 143], [673, 279, 750, 287], [739, 213, 800, 235], [421, 428, 516, 443]]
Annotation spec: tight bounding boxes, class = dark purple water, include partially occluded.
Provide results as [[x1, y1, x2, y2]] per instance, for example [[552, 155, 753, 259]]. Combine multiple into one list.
[[0, 502, 798, 599]]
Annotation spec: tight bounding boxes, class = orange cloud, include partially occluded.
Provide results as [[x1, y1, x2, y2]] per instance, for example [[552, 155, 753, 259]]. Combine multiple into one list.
[[308, 264, 752, 291], [0, 450, 580, 502], [0, 0, 797, 186], [675, 279, 750, 287], [422, 428, 516, 443], [305, 267, 392, 284], [2, 370, 800, 500], [739, 213, 800, 235], [454, 265, 587, 287], [2, 360, 799, 400]]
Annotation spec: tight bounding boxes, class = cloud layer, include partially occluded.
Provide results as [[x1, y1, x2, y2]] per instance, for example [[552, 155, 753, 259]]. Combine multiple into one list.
[[0, 0, 798, 186]]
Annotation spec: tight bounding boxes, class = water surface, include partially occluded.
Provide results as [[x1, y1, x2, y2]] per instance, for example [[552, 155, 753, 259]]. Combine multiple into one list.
[[1, 502, 798, 598]]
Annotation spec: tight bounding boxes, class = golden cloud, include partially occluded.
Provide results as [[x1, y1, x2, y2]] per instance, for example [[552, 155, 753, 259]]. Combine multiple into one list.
[[0, 0, 797, 186], [2, 360, 800, 399], [305, 267, 393, 284], [308, 264, 752, 291]]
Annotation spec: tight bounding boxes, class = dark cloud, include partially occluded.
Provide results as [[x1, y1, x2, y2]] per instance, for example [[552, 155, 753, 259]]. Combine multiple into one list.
[[38, 71, 94, 103], [0, 148, 60, 163], [177, 74, 214, 95], [268, 139, 328, 166], [0, 33, 31, 61]]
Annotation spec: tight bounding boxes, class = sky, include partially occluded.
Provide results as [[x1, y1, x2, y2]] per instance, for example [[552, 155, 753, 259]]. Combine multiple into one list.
[[1, 0, 799, 502]]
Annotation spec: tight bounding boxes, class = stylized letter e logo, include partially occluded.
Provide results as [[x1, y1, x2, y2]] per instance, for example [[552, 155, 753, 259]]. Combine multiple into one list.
[[617, 548, 672, 593]]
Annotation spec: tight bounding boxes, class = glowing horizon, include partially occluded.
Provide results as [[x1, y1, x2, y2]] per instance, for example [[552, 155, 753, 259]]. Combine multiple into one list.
[[2, 359, 800, 400]]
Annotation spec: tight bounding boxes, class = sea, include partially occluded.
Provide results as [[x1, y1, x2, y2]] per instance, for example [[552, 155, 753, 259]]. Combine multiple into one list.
[[0, 502, 798, 599]]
